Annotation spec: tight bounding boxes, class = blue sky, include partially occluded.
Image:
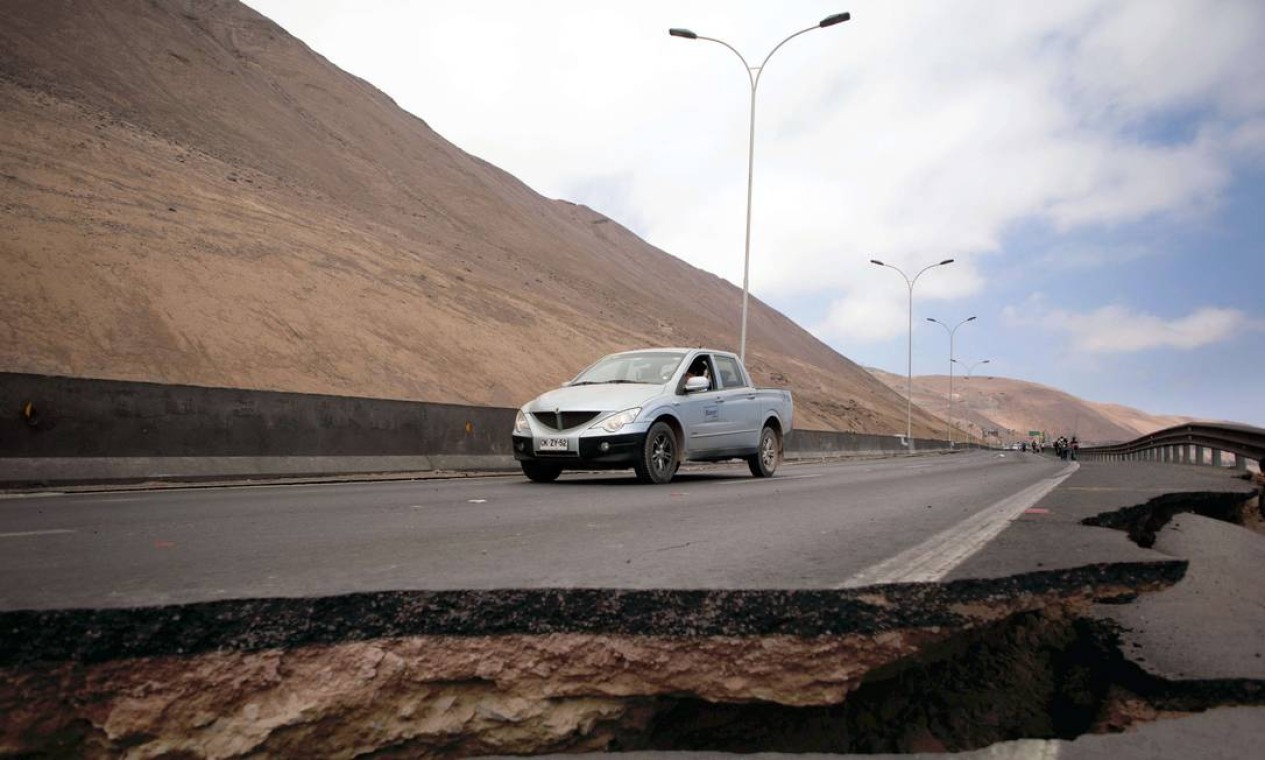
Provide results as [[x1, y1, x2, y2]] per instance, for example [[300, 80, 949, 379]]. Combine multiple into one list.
[[245, 0, 1265, 427]]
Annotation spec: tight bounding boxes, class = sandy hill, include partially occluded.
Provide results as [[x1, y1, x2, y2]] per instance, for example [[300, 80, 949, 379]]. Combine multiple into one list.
[[866, 368, 1195, 445], [0, 0, 950, 435]]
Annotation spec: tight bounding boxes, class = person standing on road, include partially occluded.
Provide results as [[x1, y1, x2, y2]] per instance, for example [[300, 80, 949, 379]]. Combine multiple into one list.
[[1069, 436, 1078, 461]]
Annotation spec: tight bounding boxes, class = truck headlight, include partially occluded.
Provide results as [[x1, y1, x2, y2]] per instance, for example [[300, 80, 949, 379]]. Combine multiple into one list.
[[514, 410, 531, 435], [595, 407, 641, 434]]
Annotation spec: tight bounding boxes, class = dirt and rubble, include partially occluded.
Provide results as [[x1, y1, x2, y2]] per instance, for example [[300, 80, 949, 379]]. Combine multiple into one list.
[[0, 562, 1205, 758], [5, 576, 1264, 757]]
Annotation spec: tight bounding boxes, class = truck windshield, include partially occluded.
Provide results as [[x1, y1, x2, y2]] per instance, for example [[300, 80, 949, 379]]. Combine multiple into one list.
[[571, 351, 686, 385]]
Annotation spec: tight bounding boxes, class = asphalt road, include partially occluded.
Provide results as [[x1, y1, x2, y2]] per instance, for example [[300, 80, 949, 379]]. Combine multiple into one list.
[[2, 451, 1072, 610]]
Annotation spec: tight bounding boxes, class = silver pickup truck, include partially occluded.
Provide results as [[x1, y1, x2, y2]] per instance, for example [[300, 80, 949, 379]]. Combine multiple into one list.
[[512, 348, 793, 484]]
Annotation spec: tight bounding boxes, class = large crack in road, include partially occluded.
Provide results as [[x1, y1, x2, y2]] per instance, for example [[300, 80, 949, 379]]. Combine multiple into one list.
[[2, 482, 1262, 757], [0, 564, 1189, 756], [1081, 486, 1265, 548]]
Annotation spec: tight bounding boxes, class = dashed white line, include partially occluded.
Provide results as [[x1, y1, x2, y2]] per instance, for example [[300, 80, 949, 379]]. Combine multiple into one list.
[[0, 529, 77, 539], [838, 462, 1079, 588]]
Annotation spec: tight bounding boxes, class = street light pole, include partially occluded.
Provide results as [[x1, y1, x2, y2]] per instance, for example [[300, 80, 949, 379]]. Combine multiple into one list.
[[870, 258, 954, 452], [953, 357, 990, 447], [926, 316, 976, 446], [670, 12, 851, 364]]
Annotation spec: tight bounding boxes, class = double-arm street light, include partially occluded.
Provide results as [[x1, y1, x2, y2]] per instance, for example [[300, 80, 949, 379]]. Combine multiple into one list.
[[670, 12, 851, 363], [954, 357, 991, 444], [954, 357, 991, 379], [870, 258, 954, 452], [927, 316, 976, 446]]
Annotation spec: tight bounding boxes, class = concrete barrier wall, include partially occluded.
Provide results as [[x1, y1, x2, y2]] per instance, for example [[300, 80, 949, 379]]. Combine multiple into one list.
[[1, 372, 962, 486], [1, 373, 517, 484], [785, 429, 950, 458]]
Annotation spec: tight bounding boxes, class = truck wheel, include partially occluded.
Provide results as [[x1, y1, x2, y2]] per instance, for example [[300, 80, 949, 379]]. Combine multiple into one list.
[[521, 461, 562, 483], [748, 425, 780, 478], [635, 421, 677, 484]]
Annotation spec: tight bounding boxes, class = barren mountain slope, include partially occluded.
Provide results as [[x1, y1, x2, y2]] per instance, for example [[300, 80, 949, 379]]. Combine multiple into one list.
[[0, 0, 948, 435], [866, 369, 1195, 444]]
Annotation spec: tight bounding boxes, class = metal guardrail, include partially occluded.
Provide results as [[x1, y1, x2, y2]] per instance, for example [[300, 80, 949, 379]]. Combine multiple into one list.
[[1078, 422, 1265, 471]]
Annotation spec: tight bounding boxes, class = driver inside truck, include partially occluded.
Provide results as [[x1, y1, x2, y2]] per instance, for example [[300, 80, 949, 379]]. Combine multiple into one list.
[[683, 357, 712, 390]]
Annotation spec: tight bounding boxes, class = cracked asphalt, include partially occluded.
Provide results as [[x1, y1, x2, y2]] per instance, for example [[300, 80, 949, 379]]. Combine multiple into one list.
[[2, 452, 1261, 758], [968, 460, 1261, 681]]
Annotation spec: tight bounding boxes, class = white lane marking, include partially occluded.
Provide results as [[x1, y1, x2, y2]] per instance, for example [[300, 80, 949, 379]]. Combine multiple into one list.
[[0, 492, 67, 500], [717, 474, 824, 486], [0, 529, 77, 539], [467, 499, 488, 504], [838, 462, 1078, 588]]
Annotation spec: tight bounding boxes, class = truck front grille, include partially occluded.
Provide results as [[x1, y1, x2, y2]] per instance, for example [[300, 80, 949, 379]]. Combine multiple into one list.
[[532, 411, 600, 431]]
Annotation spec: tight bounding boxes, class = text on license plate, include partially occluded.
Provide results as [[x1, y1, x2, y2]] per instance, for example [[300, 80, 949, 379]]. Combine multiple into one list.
[[537, 437, 569, 452]]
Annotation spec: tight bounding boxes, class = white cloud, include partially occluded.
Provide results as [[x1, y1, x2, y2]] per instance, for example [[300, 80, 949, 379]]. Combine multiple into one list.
[[815, 288, 907, 345], [1067, 0, 1265, 120], [1021, 304, 1249, 353], [623, 0, 1262, 343]]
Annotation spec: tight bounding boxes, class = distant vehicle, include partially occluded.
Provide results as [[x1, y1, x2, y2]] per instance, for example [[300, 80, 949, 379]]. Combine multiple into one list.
[[512, 348, 794, 484]]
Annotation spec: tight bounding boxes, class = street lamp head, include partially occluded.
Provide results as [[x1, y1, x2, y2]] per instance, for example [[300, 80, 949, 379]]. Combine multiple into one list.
[[966, 316, 977, 322], [939, 258, 955, 266], [926, 317, 938, 323], [981, 359, 991, 364], [672, 15, 851, 363], [870, 259, 885, 266]]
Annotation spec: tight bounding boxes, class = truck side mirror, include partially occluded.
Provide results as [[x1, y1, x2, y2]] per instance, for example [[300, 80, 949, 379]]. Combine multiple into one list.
[[684, 376, 710, 393]]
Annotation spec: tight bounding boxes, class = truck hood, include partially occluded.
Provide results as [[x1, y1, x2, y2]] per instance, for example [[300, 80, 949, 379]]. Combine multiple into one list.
[[526, 383, 668, 413]]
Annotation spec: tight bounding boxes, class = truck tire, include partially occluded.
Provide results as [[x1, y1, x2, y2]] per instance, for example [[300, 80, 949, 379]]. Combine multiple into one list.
[[748, 425, 780, 478], [521, 461, 563, 483], [634, 421, 677, 484]]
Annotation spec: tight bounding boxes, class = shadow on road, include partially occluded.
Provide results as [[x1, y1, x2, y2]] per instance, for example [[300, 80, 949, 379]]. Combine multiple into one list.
[[516, 470, 760, 488]]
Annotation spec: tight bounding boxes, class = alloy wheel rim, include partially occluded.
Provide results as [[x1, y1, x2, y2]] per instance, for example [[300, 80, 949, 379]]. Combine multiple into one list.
[[761, 433, 776, 468], [651, 433, 674, 474]]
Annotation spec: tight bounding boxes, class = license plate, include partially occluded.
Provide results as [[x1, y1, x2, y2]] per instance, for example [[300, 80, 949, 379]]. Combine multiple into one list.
[[537, 437, 569, 452]]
